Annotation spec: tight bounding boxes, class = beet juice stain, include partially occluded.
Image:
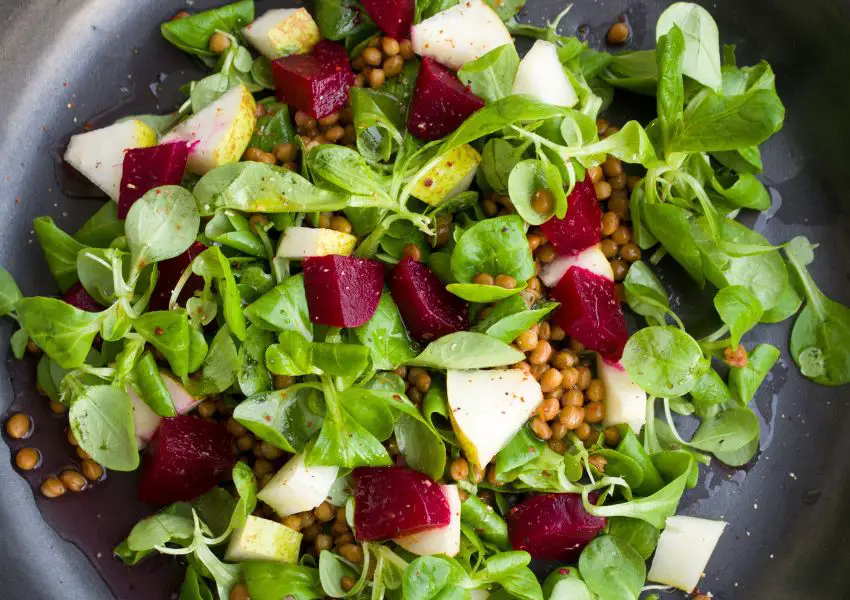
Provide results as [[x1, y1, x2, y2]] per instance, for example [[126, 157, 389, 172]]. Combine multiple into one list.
[[4, 357, 184, 599]]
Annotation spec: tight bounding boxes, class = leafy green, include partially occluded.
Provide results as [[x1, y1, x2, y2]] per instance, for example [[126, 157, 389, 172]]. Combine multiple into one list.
[[125, 186, 200, 272], [606, 517, 660, 560], [461, 495, 510, 550], [234, 386, 322, 453], [458, 44, 520, 104], [244, 274, 312, 340], [0, 266, 21, 316], [714, 285, 763, 346], [250, 103, 294, 152], [408, 332, 524, 369], [160, 0, 254, 57], [622, 326, 704, 397], [186, 326, 239, 395], [729, 343, 780, 404], [73, 202, 124, 248], [315, 0, 374, 41], [622, 261, 671, 326], [450, 216, 535, 284], [473, 297, 558, 343], [785, 236, 850, 385], [655, 26, 685, 157], [34, 216, 86, 292], [17, 297, 102, 369], [578, 536, 645, 600], [238, 325, 274, 397], [70, 385, 139, 471], [244, 562, 323, 600], [355, 292, 417, 370], [689, 407, 759, 464], [507, 159, 566, 225], [192, 246, 247, 340], [656, 2, 722, 90], [133, 351, 176, 417], [133, 310, 191, 378]]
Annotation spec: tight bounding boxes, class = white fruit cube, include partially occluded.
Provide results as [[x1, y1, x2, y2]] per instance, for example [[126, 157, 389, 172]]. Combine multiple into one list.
[[540, 244, 614, 288], [276, 227, 357, 259], [258, 453, 339, 517], [596, 354, 647, 434], [512, 40, 578, 107], [648, 515, 727, 592], [395, 485, 462, 557], [225, 515, 302, 564], [411, 144, 482, 206], [242, 8, 320, 60]]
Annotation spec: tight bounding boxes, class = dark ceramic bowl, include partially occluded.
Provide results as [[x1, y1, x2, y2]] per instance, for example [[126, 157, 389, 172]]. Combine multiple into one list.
[[1, 1, 849, 598]]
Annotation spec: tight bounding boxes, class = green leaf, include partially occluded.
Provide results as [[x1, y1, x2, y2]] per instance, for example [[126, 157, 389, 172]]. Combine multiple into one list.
[[180, 566, 214, 600], [194, 162, 348, 216], [315, 0, 374, 41], [394, 413, 447, 481], [192, 246, 247, 341], [655, 26, 685, 156], [204, 212, 266, 257], [0, 266, 21, 316], [714, 285, 763, 346], [306, 144, 389, 197], [458, 44, 520, 104], [623, 261, 670, 326], [74, 202, 125, 248], [191, 73, 235, 113], [403, 556, 468, 600], [495, 426, 545, 481], [34, 216, 86, 292], [622, 326, 704, 397], [133, 310, 191, 378], [729, 343, 780, 404], [250, 103, 295, 152], [70, 385, 139, 471], [481, 138, 527, 195], [689, 407, 759, 460], [578, 536, 646, 600], [76, 247, 125, 306], [350, 86, 406, 163], [10, 328, 28, 359], [244, 562, 323, 600], [541, 567, 594, 600], [319, 550, 362, 598], [507, 159, 563, 226], [17, 297, 102, 369], [244, 274, 312, 340], [643, 203, 704, 285], [606, 517, 660, 560], [354, 292, 417, 370], [450, 215, 534, 284], [408, 332, 524, 369], [308, 409, 392, 469], [238, 326, 274, 397], [710, 171, 771, 211], [234, 387, 323, 453], [576, 121, 658, 167], [446, 282, 526, 303], [689, 367, 732, 413], [616, 427, 665, 496], [125, 186, 200, 271], [160, 0, 254, 57], [133, 351, 176, 417], [656, 2, 722, 90], [187, 326, 239, 395], [476, 299, 558, 344]]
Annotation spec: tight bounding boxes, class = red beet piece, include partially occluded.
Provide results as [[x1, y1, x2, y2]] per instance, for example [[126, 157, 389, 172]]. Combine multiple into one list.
[[302, 255, 384, 328], [118, 142, 191, 219], [390, 257, 469, 342], [540, 176, 602, 256], [353, 466, 451, 541], [508, 492, 606, 562], [149, 241, 207, 312], [138, 415, 234, 506], [552, 266, 628, 360], [407, 57, 485, 140], [361, 0, 414, 39], [272, 40, 355, 119], [62, 282, 104, 312]]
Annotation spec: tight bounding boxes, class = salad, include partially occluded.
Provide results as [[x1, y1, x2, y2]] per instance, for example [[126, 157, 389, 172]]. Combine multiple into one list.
[[1, 0, 848, 599]]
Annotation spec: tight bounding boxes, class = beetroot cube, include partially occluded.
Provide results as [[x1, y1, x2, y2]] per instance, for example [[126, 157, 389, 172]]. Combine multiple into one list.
[[353, 466, 451, 541], [407, 57, 485, 140], [361, 0, 414, 39], [62, 282, 104, 312], [302, 255, 384, 328], [390, 258, 469, 342], [508, 493, 606, 562], [149, 241, 207, 312], [138, 415, 234, 506], [272, 40, 355, 119], [118, 142, 191, 219], [540, 176, 602, 256], [552, 266, 628, 360]]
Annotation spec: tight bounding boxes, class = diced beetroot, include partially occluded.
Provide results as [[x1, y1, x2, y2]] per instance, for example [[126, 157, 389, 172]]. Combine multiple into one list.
[[353, 466, 451, 541], [407, 57, 485, 141], [138, 415, 234, 506], [118, 142, 191, 219], [540, 176, 602, 256], [62, 282, 104, 312], [149, 241, 207, 312], [552, 266, 628, 360], [272, 40, 355, 119], [302, 255, 384, 328], [361, 0, 414, 39], [390, 258, 469, 342], [508, 492, 606, 562]]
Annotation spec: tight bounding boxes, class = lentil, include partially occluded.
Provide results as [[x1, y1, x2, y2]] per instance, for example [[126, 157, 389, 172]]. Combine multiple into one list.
[[603, 426, 622, 447], [531, 189, 554, 214], [5, 412, 32, 439], [588, 454, 608, 473], [60, 469, 87, 492], [208, 32, 231, 54], [402, 244, 422, 261], [607, 22, 631, 45], [494, 274, 517, 289], [315, 501, 335, 522], [560, 406, 585, 429], [81, 459, 104, 481], [473, 273, 495, 286], [530, 417, 552, 440], [41, 476, 66, 498], [15, 447, 40, 471], [230, 584, 250, 600], [283, 514, 302, 531]]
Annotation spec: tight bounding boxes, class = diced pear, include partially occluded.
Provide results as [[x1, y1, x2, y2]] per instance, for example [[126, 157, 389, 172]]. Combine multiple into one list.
[[64, 120, 157, 201], [540, 244, 614, 288], [242, 8, 320, 60], [276, 226, 357, 259], [648, 515, 727, 592], [161, 373, 200, 415], [128, 386, 161, 449], [411, 144, 481, 206], [512, 40, 578, 108], [258, 453, 339, 517], [596, 354, 647, 434], [411, 0, 513, 70], [225, 515, 302, 564], [395, 485, 462, 557], [447, 369, 543, 468], [161, 84, 257, 175]]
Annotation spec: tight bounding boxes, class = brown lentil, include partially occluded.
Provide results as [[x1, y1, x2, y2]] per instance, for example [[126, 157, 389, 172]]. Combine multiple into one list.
[[339, 543, 364, 563], [611, 259, 629, 281], [197, 400, 216, 418], [399, 39, 415, 60], [41, 476, 66, 498], [253, 459, 274, 478], [283, 514, 302, 531], [596, 119, 609, 136], [551, 349, 577, 370], [588, 454, 608, 473], [81, 459, 104, 481], [574, 422, 592, 441], [530, 417, 552, 440], [515, 330, 539, 352], [535, 244, 557, 264], [302, 523, 321, 541], [470, 463, 484, 484], [538, 396, 561, 421], [577, 366, 592, 390], [315, 501, 335, 522], [229, 583, 250, 600], [494, 274, 517, 289], [172, 10, 191, 20], [60, 469, 87, 492], [609, 172, 628, 190], [227, 418, 248, 438], [5, 412, 32, 439], [529, 340, 553, 365], [402, 244, 422, 261], [368, 68, 386, 88], [323, 125, 346, 144], [539, 368, 563, 393], [602, 156, 624, 177], [27, 339, 40, 354], [550, 325, 566, 342], [550, 421, 569, 441], [603, 426, 622, 447], [564, 387, 584, 407], [274, 374, 295, 389], [601, 212, 620, 237], [341, 576, 356, 592], [584, 402, 605, 424], [600, 239, 619, 259], [330, 215, 353, 234], [362, 47, 383, 66], [450, 457, 469, 481], [607, 22, 631, 45], [315, 533, 333, 552], [384, 55, 405, 77], [15, 447, 40, 471], [560, 406, 585, 429], [208, 32, 231, 54], [587, 166, 604, 184], [586, 379, 605, 402], [620, 243, 641, 263], [473, 273, 495, 286], [76, 446, 91, 460], [608, 193, 629, 218], [300, 511, 317, 528], [531, 189, 554, 214], [594, 180, 612, 201]]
